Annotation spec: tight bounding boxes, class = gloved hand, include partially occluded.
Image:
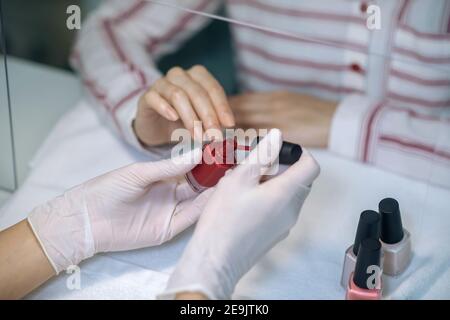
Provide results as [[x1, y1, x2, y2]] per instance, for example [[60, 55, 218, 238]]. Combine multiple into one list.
[[28, 149, 211, 274], [160, 129, 320, 299]]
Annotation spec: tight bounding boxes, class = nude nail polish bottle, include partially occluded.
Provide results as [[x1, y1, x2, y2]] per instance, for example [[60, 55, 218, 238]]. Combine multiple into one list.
[[185, 139, 237, 193], [340, 210, 381, 288], [379, 198, 412, 276], [346, 238, 382, 300]]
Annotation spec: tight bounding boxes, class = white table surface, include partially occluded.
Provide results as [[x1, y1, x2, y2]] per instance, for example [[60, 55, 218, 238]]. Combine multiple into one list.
[[0, 190, 10, 206]]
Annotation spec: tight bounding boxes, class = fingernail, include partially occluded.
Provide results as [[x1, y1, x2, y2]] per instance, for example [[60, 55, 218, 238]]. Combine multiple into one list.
[[222, 111, 235, 127], [206, 127, 223, 141], [166, 108, 179, 121]]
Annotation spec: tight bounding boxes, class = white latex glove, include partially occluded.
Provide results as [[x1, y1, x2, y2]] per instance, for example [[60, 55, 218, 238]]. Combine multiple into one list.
[[160, 129, 320, 299], [28, 149, 211, 274]]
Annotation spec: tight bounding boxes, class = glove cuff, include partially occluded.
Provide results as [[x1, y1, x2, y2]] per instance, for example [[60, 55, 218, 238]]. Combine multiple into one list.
[[27, 185, 96, 274], [157, 284, 218, 300], [160, 246, 237, 300]]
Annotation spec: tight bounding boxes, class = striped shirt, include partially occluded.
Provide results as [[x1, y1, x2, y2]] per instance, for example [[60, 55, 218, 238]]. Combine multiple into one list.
[[71, 0, 450, 188]]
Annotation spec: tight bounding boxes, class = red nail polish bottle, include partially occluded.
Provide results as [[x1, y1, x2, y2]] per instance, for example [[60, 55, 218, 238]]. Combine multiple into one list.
[[185, 139, 237, 192]]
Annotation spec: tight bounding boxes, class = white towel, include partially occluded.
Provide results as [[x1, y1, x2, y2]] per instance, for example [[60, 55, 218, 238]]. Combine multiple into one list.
[[25, 254, 169, 300], [1, 100, 449, 299]]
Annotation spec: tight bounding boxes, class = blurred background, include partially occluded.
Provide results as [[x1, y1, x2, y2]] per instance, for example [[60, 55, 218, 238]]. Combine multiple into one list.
[[2, 0, 236, 83], [3, 0, 97, 70]]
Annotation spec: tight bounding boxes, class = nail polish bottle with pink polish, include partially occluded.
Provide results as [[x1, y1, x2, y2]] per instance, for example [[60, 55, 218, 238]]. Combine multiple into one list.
[[340, 210, 381, 288], [379, 198, 412, 276], [346, 238, 382, 300]]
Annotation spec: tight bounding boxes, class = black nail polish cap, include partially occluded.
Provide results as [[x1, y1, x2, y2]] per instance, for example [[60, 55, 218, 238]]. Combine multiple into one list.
[[379, 198, 404, 244], [279, 141, 302, 164], [352, 210, 381, 256], [255, 137, 302, 165], [353, 238, 381, 289]]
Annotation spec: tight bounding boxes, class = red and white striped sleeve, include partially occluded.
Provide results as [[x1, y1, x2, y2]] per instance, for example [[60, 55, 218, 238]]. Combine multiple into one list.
[[329, 94, 450, 189], [329, 0, 450, 189], [70, 0, 220, 153]]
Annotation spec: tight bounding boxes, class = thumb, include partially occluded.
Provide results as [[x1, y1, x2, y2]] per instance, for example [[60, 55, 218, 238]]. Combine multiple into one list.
[[132, 147, 203, 186], [232, 128, 283, 186], [264, 148, 320, 194]]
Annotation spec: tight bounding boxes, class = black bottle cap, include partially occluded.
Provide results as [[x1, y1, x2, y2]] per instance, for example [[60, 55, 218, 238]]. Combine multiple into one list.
[[352, 210, 381, 256], [254, 137, 302, 165], [279, 141, 302, 164], [379, 198, 404, 244], [353, 238, 381, 289]]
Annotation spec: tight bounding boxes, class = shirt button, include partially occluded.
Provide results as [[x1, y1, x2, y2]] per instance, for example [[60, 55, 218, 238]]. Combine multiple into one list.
[[350, 63, 362, 73], [360, 2, 368, 13]]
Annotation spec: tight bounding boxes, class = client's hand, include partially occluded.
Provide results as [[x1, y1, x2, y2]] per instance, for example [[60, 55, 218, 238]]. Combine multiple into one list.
[[230, 91, 338, 148], [161, 129, 320, 299], [134, 65, 235, 146], [28, 149, 211, 274]]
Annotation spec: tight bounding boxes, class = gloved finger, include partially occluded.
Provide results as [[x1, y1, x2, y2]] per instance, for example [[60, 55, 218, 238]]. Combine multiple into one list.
[[168, 188, 215, 238], [175, 180, 198, 202], [133, 148, 203, 187], [263, 148, 320, 194], [232, 128, 282, 186]]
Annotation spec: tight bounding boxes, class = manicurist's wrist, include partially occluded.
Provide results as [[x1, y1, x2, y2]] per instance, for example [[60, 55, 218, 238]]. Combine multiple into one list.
[[27, 186, 95, 274]]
